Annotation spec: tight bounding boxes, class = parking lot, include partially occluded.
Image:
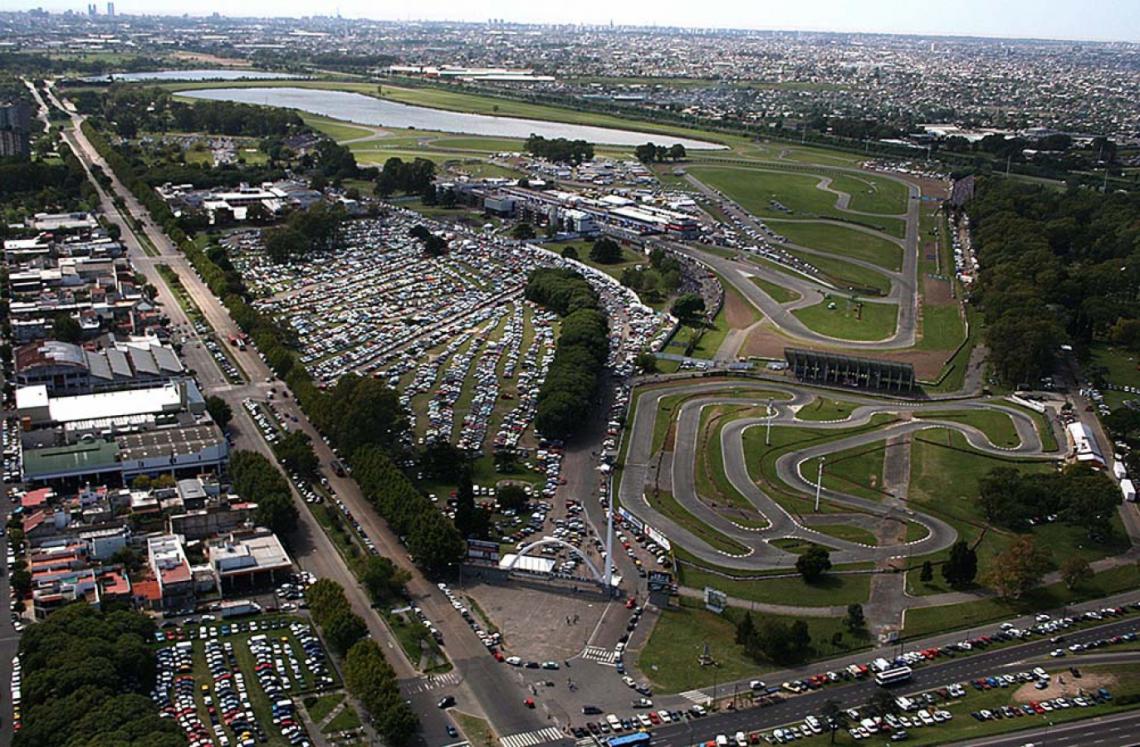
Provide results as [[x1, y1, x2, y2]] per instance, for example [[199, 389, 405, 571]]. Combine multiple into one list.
[[152, 614, 352, 747]]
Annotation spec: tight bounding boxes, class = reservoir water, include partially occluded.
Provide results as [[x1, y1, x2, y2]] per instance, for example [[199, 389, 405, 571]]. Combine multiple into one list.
[[180, 86, 726, 149]]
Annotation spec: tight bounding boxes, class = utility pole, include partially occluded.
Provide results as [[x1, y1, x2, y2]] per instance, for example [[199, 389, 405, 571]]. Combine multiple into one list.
[[765, 397, 774, 446], [814, 456, 826, 512], [604, 472, 614, 594]]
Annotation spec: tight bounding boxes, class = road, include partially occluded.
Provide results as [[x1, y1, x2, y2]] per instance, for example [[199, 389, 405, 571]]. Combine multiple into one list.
[[42, 81, 549, 745], [650, 604, 1140, 746]]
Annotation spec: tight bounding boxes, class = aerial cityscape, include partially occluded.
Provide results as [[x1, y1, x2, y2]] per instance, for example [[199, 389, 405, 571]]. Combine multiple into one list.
[[0, 4, 1139, 747]]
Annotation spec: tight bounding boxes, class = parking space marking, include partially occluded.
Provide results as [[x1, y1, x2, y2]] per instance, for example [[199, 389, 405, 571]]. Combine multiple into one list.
[[499, 725, 565, 747]]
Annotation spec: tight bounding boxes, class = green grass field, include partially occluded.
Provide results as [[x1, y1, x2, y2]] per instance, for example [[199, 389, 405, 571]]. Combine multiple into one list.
[[786, 249, 893, 296], [773, 221, 904, 270], [749, 275, 801, 303], [821, 440, 890, 503], [810, 523, 881, 546], [1088, 344, 1140, 409], [795, 397, 854, 422], [300, 114, 374, 141], [828, 173, 910, 215], [914, 409, 1022, 449], [646, 489, 752, 556], [638, 600, 870, 693], [792, 297, 899, 341]]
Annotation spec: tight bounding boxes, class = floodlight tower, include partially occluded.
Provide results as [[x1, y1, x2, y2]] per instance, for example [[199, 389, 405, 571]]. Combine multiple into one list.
[[604, 472, 614, 594], [765, 397, 774, 446], [814, 456, 826, 512]]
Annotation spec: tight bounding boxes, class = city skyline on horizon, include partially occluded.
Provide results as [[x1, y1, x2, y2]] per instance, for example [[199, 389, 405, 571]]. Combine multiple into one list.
[[8, 0, 1140, 43]]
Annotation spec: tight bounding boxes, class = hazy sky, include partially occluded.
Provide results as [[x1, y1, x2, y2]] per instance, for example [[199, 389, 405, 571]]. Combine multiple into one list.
[[29, 0, 1140, 42]]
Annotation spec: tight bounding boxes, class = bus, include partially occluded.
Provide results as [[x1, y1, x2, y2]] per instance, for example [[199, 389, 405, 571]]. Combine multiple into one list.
[[608, 733, 651, 747], [874, 666, 913, 687]]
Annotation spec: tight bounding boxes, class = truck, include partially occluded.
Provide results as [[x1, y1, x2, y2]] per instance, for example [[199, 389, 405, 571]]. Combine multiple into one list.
[[218, 600, 262, 619], [1122, 479, 1136, 503]]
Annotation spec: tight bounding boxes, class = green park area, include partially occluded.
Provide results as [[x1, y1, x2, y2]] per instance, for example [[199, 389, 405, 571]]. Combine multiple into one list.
[[792, 297, 899, 341], [906, 428, 1129, 600]]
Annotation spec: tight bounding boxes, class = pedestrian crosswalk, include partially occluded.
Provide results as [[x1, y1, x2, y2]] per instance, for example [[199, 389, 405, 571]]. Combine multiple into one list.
[[679, 688, 711, 704], [580, 646, 617, 665], [401, 670, 461, 694], [499, 726, 565, 747]]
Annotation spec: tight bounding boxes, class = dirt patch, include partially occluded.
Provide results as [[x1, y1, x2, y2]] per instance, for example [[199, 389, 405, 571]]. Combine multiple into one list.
[[923, 275, 954, 306], [740, 325, 951, 380], [1012, 671, 1117, 703], [169, 51, 252, 67], [724, 285, 762, 329]]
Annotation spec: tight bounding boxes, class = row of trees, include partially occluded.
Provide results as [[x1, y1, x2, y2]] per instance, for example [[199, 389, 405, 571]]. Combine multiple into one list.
[[967, 177, 1140, 386], [525, 268, 610, 440], [305, 580, 418, 745], [978, 464, 1121, 539], [228, 449, 300, 537], [14, 605, 184, 747], [263, 202, 348, 263], [634, 141, 686, 163], [524, 134, 595, 165], [524, 266, 599, 316], [351, 446, 466, 576]]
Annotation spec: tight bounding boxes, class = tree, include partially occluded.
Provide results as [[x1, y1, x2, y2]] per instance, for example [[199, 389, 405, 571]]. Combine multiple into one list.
[[735, 610, 756, 645], [984, 536, 1052, 599], [1060, 555, 1093, 590], [273, 429, 320, 480], [205, 395, 233, 428], [796, 545, 832, 583], [254, 492, 299, 536], [360, 556, 410, 607], [919, 560, 934, 583], [668, 143, 687, 161], [263, 226, 308, 264], [589, 237, 622, 264], [635, 350, 658, 374], [671, 293, 706, 324], [868, 689, 900, 717], [511, 221, 535, 240], [453, 469, 488, 540], [941, 541, 978, 588], [420, 441, 468, 483], [844, 603, 865, 633], [496, 484, 529, 512], [561, 245, 579, 260], [52, 313, 83, 343], [821, 699, 848, 745], [323, 609, 368, 655]]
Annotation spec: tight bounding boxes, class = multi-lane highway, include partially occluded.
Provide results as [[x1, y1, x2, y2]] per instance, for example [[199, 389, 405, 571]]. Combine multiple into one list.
[[650, 601, 1140, 746]]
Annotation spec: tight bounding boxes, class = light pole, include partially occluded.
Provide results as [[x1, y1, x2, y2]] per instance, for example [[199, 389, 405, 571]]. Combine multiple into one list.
[[765, 397, 774, 446], [814, 456, 826, 512]]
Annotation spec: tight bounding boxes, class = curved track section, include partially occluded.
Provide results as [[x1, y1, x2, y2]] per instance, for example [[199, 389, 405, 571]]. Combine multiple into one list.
[[618, 381, 1059, 571]]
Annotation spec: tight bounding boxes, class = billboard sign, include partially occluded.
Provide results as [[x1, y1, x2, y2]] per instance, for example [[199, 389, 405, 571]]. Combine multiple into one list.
[[704, 586, 727, 614]]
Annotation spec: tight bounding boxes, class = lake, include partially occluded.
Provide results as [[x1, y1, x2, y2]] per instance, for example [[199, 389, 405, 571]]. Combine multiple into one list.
[[90, 69, 303, 83], [179, 87, 726, 149]]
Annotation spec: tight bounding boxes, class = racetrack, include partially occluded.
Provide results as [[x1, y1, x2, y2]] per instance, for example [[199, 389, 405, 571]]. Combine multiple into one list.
[[617, 380, 1061, 571]]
